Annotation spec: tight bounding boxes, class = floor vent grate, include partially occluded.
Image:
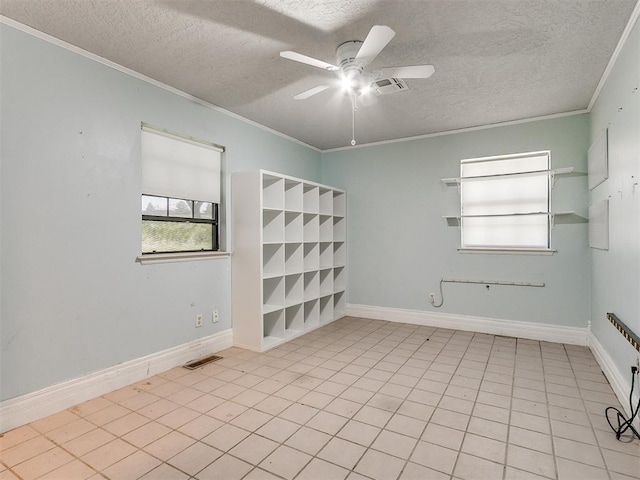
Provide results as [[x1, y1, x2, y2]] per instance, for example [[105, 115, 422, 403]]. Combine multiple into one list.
[[183, 354, 223, 370]]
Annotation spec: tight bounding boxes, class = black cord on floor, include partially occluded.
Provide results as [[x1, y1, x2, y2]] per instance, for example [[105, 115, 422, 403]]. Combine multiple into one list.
[[605, 366, 640, 441]]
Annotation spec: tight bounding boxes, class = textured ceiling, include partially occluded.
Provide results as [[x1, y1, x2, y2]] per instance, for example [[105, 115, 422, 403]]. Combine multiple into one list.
[[1, 0, 636, 150]]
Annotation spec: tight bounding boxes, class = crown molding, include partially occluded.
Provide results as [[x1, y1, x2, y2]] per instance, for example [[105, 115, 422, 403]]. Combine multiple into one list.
[[587, 0, 640, 111], [0, 16, 321, 153]]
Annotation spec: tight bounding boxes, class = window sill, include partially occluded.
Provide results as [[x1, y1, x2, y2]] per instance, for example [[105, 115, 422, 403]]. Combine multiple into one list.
[[136, 251, 232, 264], [458, 248, 556, 256]]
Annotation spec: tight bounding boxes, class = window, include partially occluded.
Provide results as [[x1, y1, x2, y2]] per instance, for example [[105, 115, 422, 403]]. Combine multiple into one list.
[[141, 195, 218, 253], [140, 124, 223, 254], [460, 151, 551, 250]]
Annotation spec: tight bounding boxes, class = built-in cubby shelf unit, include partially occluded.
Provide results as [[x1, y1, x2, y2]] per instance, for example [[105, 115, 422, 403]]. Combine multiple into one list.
[[232, 170, 347, 352]]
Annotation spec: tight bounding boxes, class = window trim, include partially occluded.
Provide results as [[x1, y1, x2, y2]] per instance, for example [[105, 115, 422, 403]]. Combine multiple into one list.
[[458, 247, 556, 255], [136, 250, 231, 265]]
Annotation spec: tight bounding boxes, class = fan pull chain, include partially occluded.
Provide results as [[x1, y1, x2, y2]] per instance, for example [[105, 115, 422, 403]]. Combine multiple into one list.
[[351, 94, 357, 146]]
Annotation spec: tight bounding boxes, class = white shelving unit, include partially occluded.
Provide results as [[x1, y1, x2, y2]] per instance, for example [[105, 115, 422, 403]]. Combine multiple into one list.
[[232, 170, 347, 352]]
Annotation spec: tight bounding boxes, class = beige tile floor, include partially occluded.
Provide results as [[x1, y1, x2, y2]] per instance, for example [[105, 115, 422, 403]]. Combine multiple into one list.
[[1, 317, 639, 480]]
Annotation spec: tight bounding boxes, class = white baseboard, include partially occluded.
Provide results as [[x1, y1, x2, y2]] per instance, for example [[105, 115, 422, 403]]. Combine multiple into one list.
[[346, 304, 590, 346], [0, 329, 233, 433], [589, 332, 640, 431]]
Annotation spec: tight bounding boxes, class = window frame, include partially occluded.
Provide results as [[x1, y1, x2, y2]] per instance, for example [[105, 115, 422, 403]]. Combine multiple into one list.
[[139, 122, 225, 260], [141, 194, 219, 255], [458, 151, 553, 252]]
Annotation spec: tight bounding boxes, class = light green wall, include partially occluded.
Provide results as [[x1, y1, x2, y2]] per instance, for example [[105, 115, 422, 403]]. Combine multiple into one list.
[[321, 115, 590, 327], [589, 17, 640, 383], [2, 14, 637, 408], [0, 24, 321, 401]]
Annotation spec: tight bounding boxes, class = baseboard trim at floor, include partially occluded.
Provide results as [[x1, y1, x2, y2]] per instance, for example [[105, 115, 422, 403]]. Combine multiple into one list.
[[589, 332, 640, 431], [346, 304, 589, 346], [0, 329, 233, 433]]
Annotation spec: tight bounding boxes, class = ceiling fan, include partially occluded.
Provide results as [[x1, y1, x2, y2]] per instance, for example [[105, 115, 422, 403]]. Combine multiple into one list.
[[280, 25, 435, 101]]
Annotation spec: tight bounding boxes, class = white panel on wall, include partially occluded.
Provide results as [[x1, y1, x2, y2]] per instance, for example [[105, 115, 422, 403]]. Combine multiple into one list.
[[588, 129, 608, 190], [589, 199, 609, 250]]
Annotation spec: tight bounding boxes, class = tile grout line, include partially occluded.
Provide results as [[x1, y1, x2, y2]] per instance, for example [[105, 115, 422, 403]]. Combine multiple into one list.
[[563, 344, 613, 480], [351, 325, 442, 479], [500, 335, 516, 480], [328, 321, 439, 479]]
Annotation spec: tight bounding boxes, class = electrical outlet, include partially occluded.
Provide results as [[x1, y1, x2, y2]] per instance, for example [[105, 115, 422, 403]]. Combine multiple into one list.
[[195, 314, 203, 328], [429, 293, 436, 305], [212, 310, 219, 323]]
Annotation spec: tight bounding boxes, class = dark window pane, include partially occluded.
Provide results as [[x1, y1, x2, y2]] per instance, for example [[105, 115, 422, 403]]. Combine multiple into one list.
[[142, 220, 212, 253], [194, 201, 214, 219], [168, 198, 193, 218], [142, 195, 167, 216]]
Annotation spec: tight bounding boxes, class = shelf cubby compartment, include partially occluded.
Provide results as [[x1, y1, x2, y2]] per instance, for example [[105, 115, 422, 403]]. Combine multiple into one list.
[[333, 216, 346, 242], [303, 184, 319, 214], [303, 242, 319, 271], [263, 243, 284, 277], [320, 268, 334, 296], [284, 179, 303, 212], [284, 243, 303, 274], [319, 215, 333, 242], [263, 174, 284, 210], [319, 188, 333, 215], [285, 212, 303, 243], [263, 209, 284, 243], [263, 309, 285, 348], [334, 266, 346, 292], [333, 191, 346, 217], [320, 295, 334, 323], [319, 242, 333, 269], [304, 299, 319, 327], [334, 291, 346, 318], [304, 271, 319, 301], [285, 304, 304, 337], [285, 273, 303, 306], [303, 213, 319, 242], [334, 241, 346, 267], [263, 276, 284, 311]]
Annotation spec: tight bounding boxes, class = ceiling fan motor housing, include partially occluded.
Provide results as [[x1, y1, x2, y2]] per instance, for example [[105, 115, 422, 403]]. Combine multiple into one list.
[[336, 41, 364, 77]]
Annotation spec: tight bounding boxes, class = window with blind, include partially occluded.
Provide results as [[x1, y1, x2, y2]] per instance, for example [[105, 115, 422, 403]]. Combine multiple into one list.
[[140, 124, 223, 254], [460, 151, 551, 250]]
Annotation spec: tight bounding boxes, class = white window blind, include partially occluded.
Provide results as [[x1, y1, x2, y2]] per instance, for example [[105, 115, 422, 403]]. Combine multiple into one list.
[[460, 152, 550, 249], [141, 125, 222, 203]]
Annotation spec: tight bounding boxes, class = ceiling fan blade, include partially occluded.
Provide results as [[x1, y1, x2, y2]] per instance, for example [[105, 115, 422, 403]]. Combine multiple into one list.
[[381, 65, 435, 79], [280, 51, 339, 71], [294, 85, 331, 100], [355, 25, 395, 66]]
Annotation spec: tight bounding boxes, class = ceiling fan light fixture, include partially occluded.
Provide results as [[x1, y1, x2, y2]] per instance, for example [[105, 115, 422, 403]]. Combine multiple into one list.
[[359, 84, 372, 96], [341, 75, 355, 93]]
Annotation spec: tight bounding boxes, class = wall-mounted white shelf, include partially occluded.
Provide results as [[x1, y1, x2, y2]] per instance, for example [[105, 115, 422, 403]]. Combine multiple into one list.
[[442, 164, 587, 229], [440, 167, 578, 187], [443, 210, 587, 227], [232, 170, 347, 352]]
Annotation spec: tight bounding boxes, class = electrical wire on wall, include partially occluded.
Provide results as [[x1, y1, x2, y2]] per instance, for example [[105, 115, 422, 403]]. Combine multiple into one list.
[[429, 278, 546, 308], [604, 313, 640, 441], [430, 278, 446, 308], [605, 365, 640, 441]]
